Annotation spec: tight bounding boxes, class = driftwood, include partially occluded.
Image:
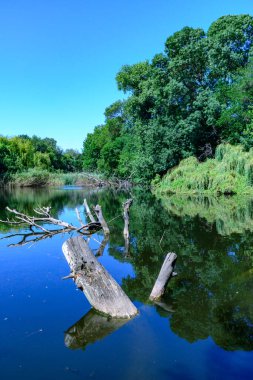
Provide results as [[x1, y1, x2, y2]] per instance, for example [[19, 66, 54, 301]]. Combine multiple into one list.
[[1, 200, 138, 319], [123, 199, 133, 256], [62, 236, 138, 318], [149, 252, 177, 301], [64, 309, 128, 350], [83, 199, 96, 223], [0, 202, 105, 247], [94, 205, 110, 236]]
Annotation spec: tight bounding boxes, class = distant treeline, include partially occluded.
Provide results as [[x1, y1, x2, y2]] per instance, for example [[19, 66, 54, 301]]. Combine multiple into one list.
[[0, 135, 82, 175], [82, 14, 253, 183]]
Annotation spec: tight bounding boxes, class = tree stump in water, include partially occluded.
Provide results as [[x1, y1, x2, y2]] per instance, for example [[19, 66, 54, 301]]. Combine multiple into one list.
[[62, 236, 138, 318], [123, 199, 133, 256], [149, 252, 177, 301]]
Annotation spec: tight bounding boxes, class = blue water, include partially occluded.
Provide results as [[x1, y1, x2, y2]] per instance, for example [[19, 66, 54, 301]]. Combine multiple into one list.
[[0, 187, 253, 380]]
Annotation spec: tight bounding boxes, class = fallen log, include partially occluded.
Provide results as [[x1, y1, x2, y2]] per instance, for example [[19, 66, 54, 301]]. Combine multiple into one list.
[[64, 309, 129, 350], [62, 236, 138, 318], [149, 252, 177, 301]]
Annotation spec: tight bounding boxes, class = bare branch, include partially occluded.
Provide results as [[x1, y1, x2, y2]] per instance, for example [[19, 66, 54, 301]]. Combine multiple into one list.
[[0, 200, 108, 247], [75, 208, 85, 227], [83, 199, 96, 223], [94, 205, 110, 236]]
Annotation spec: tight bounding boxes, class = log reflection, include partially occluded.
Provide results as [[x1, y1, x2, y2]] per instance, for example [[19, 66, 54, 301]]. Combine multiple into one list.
[[64, 309, 129, 350]]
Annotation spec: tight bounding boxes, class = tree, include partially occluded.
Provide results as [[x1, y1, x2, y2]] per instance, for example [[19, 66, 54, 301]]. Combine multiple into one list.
[[83, 14, 253, 183], [217, 56, 253, 147]]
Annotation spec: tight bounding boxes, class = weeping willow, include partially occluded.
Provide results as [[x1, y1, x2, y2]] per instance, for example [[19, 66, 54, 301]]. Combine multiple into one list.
[[154, 144, 253, 195]]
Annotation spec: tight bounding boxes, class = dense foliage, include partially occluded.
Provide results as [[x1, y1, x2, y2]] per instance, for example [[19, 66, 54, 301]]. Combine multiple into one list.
[[153, 144, 253, 195], [82, 14, 253, 183], [0, 134, 82, 177]]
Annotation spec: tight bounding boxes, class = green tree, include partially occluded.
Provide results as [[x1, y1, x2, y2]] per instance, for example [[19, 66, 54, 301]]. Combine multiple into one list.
[[83, 14, 253, 183]]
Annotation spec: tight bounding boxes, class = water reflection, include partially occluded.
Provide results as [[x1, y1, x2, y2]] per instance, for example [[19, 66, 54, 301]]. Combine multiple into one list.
[[1, 187, 253, 354], [121, 191, 253, 351], [160, 194, 253, 235], [65, 309, 129, 350]]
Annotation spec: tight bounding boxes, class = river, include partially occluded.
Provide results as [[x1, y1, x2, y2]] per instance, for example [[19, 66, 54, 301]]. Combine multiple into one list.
[[0, 186, 253, 380]]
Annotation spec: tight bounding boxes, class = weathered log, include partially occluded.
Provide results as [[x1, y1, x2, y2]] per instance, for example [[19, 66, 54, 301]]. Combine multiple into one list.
[[83, 199, 96, 223], [64, 309, 129, 350], [62, 236, 137, 318], [149, 252, 177, 301], [123, 199, 133, 256], [94, 205, 110, 235], [123, 199, 133, 240]]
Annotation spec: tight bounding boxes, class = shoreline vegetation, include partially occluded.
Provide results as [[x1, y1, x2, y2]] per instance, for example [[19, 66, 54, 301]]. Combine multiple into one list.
[[1, 15, 253, 193], [153, 144, 253, 196], [0, 169, 131, 189]]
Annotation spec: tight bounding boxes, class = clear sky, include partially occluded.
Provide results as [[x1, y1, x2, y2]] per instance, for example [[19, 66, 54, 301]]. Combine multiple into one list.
[[0, 0, 252, 151]]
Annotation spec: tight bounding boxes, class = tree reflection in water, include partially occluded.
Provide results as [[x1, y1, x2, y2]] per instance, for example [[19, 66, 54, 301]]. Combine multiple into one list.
[[1, 187, 253, 351], [121, 191, 253, 351]]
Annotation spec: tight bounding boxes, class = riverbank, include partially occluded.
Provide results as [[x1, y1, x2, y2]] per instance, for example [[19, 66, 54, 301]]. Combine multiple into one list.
[[0, 169, 131, 189], [153, 144, 253, 196]]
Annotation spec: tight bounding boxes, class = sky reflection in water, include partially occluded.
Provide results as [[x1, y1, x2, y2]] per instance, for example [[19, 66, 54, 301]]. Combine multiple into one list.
[[0, 187, 253, 380]]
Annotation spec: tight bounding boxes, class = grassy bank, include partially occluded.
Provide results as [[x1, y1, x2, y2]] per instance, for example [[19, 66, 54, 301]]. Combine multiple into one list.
[[1, 169, 106, 188], [153, 144, 253, 195]]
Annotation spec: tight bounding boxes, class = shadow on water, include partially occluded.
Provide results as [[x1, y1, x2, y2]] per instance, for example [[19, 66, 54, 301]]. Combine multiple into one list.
[[1, 187, 253, 353]]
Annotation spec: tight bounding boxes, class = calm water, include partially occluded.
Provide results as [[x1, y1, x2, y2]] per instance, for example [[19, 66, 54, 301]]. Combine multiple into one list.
[[0, 187, 253, 380]]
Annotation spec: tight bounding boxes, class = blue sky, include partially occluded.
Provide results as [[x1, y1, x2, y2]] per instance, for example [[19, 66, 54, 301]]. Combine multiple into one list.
[[0, 0, 252, 151]]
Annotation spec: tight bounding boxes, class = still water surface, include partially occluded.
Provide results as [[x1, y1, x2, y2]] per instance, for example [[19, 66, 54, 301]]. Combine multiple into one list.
[[0, 187, 253, 380]]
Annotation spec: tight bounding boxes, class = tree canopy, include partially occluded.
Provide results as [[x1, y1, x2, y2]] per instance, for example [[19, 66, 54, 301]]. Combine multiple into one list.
[[0, 135, 82, 176], [82, 14, 253, 183]]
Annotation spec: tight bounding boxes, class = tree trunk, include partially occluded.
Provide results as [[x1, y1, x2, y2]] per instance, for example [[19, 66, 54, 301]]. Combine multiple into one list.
[[149, 252, 177, 301], [62, 236, 138, 318], [123, 199, 133, 256], [94, 205, 110, 236], [83, 199, 96, 223]]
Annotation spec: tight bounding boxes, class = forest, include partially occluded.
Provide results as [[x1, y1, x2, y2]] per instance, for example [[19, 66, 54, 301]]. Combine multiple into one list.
[[1, 14, 253, 190]]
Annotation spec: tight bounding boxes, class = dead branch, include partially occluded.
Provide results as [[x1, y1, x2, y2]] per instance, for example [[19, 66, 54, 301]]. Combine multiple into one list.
[[75, 208, 85, 227], [123, 199, 133, 257], [93, 205, 110, 236], [0, 202, 104, 247], [83, 199, 96, 223]]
